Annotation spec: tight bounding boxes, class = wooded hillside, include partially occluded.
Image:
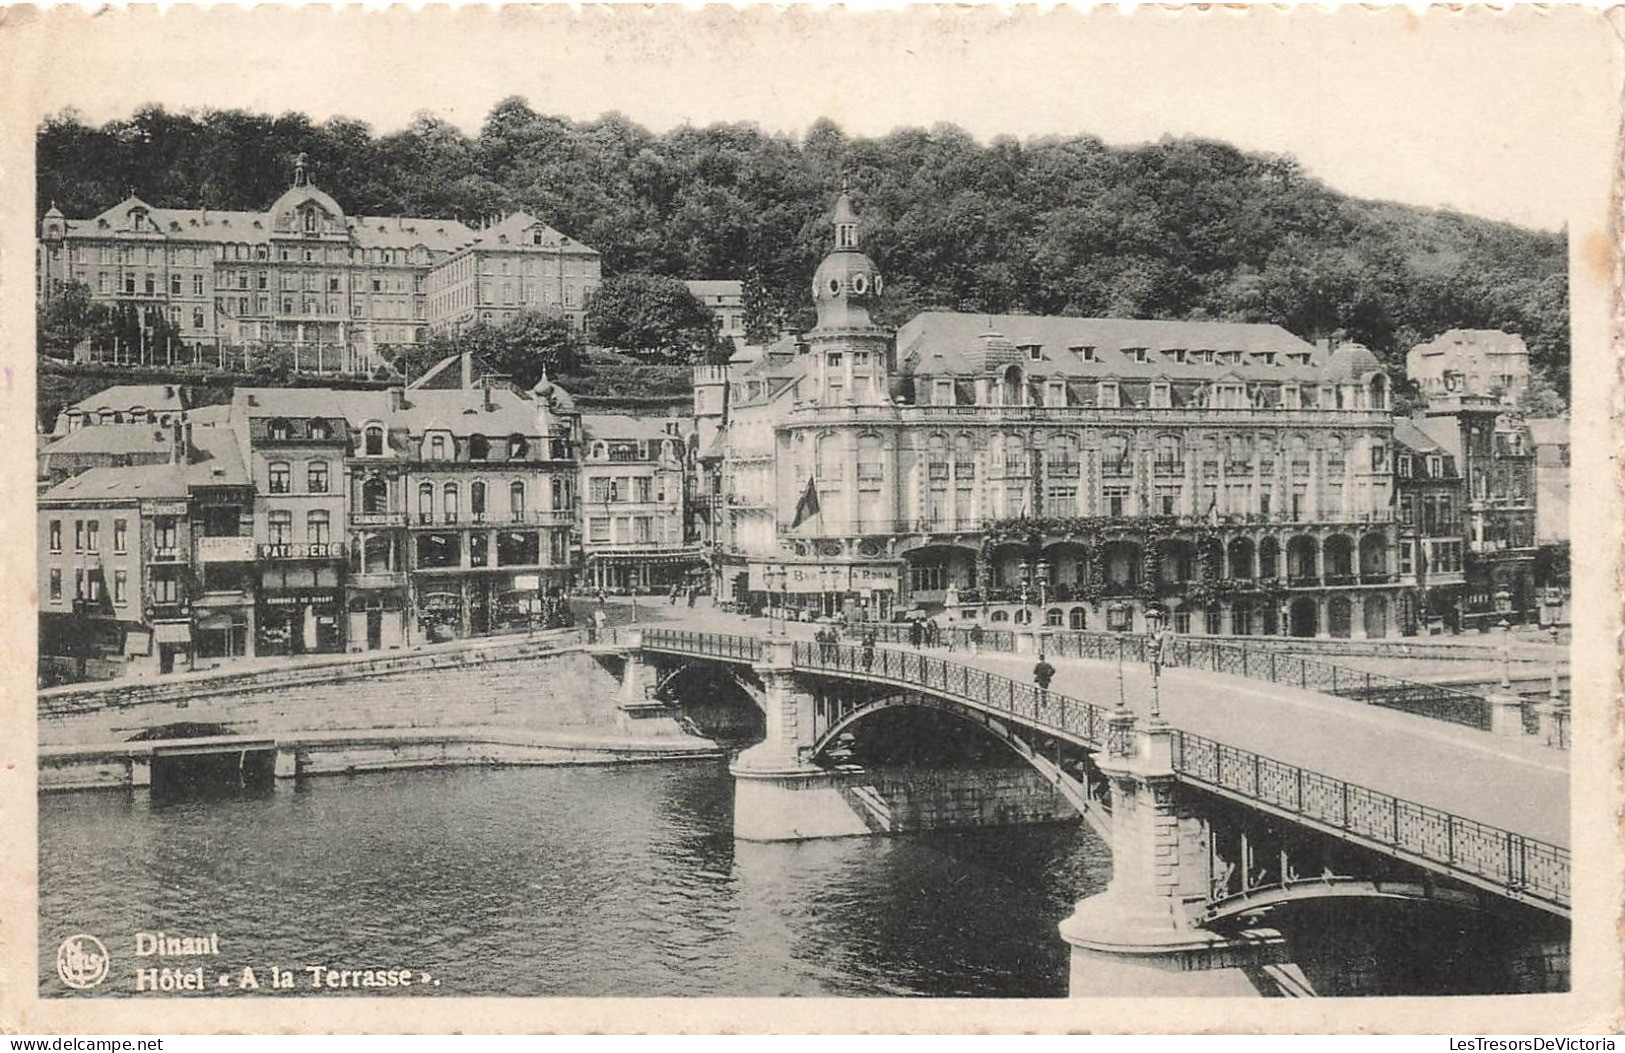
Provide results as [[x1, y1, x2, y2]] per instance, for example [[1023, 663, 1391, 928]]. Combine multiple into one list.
[[37, 99, 1569, 399]]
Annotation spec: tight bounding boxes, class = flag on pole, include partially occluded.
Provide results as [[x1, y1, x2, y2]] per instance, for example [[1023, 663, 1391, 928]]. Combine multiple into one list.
[[791, 477, 821, 528]]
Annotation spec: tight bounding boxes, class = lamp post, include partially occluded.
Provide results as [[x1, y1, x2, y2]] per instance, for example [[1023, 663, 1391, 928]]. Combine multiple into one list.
[[1145, 605, 1166, 725], [1498, 615, 1512, 691]]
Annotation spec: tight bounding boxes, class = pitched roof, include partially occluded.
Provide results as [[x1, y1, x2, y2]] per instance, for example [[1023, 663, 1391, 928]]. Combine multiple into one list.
[[455, 211, 599, 257], [41, 424, 175, 458], [581, 413, 689, 442], [1410, 329, 1530, 358], [65, 193, 478, 253], [685, 279, 743, 301], [41, 463, 187, 503], [896, 312, 1324, 381], [185, 426, 249, 488], [1391, 418, 1445, 454]]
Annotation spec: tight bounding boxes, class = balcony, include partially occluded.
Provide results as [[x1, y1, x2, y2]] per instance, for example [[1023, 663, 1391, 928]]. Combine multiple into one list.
[[257, 541, 347, 561], [195, 536, 256, 563], [350, 511, 407, 529]]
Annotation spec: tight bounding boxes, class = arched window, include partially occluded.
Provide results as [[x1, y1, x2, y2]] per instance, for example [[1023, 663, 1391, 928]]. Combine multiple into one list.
[[509, 435, 529, 459], [510, 481, 527, 520], [306, 460, 329, 493], [307, 509, 331, 546], [443, 483, 459, 521], [417, 482, 433, 521], [267, 461, 290, 494], [1154, 435, 1181, 472], [429, 434, 447, 460], [365, 425, 384, 457], [471, 481, 487, 517]]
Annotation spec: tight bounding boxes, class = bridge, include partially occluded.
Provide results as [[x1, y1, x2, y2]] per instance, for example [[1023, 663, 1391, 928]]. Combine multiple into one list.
[[607, 618, 1569, 997]]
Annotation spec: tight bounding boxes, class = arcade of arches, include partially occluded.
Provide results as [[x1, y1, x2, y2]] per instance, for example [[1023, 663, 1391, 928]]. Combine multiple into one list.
[[901, 526, 1401, 639]]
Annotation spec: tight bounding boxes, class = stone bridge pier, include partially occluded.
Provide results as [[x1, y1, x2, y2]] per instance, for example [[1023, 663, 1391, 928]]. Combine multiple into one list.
[[729, 640, 1071, 841], [1059, 711, 1308, 997]]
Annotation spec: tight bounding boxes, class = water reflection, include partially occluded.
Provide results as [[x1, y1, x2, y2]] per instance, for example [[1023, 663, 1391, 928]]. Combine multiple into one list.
[[40, 762, 1111, 998]]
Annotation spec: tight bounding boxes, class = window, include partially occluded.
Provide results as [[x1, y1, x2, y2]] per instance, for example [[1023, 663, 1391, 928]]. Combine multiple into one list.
[[1097, 381, 1120, 408], [192, 307, 204, 328], [74, 520, 85, 551], [1103, 435, 1131, 476], [154, 516, 178, 552], [418, 483, 434, 521], [74, 568, 85, 601], [1149, 382, 1171, 409], [48, 520, 60, 553], [268, 461, 291, 493], [430, 435, 447, 461], [307, 461, 329, 493], [113, 570, 128, 606], [85, 520, 99, 553], [307, 509, 331, 545], [365, 425, 384, 457], [443, 484, 459, 521], [589, 479, 612, 504], [1105, 485, 1130, 518], [471, 481, 487, 517], [589, 517, 611, 543], [510, 482, 527, 519], [86, 571, 101, 603], [170, 274, 182, 295], [270, 418, 290, 441], [49, 568, 62, 603], [151, 573, 178, 604], [910, 563, 948, 592]]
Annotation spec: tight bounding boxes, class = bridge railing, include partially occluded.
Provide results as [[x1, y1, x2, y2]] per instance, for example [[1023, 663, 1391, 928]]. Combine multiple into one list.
[[639, 628, 763, 664], [1040, 630, 1494, 733], [1171, 729, 1569, 913], [792, 640, 1114, 749], [865, 622, 1018, 653]]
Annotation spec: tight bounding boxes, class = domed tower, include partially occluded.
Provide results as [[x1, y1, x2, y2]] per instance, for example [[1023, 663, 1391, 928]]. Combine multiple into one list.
[[41, 202, 66, 242], [806, 188, 892, 405]]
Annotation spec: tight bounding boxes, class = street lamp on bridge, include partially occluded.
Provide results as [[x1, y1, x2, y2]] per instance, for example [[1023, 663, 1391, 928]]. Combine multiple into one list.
[[1145, 605, 1167, 726]]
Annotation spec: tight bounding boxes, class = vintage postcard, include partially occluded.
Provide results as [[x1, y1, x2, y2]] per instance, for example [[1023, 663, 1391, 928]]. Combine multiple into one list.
[[0, 4, 1619, 1035]]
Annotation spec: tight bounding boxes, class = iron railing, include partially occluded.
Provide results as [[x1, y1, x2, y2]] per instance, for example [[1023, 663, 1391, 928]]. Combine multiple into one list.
[[633, 630, 1569, 912], [1171, 730, 1569, 913], [1039, 630, 1493, 731], [791, 640, 1113, 749], [639, 628, 762, 664]]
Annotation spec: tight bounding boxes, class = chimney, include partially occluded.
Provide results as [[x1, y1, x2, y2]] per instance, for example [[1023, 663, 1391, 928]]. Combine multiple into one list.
[[483, 378, 496, 411], [1315, 336, 1332, 355], [387, 386, 405, 412], [181, 422, 194, 464], [169, 421, 182, 464]]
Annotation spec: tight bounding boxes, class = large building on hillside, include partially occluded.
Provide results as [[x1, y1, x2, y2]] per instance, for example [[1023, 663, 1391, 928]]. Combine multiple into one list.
[[1407, 329, 1532, 407], [35, 156, 598, 369], [713, 190, 1407, 638]]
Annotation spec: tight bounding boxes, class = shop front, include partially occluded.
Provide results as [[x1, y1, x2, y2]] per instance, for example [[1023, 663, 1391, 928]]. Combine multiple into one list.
[[255, 588, 344, 656], [345, 590, 407, 652], [193, 606, 254, 662], [747, 561, 902, 621]]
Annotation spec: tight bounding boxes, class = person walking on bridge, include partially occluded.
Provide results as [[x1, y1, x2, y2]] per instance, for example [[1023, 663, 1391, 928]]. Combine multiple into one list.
[[1033, 654, 1056, 701], [861, 627, 877, 671]]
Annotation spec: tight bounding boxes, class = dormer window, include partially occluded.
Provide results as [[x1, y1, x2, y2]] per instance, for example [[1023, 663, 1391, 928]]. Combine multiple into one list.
[[1253, 351, 1276, 366], [429, 434, 447, 460], [309, 420, 329, 441], [1429, 454, 1443, 476], [1070, 345, 1098, 362], [1127, 347, 1149, 364], [1166, 349, 1187, 365], [1281, 384, 1301, 410], [933, 379, 954, 406], [1213, 382, 1247, 409], [1046, 380, 1067, 406], [1021, 344, 1043, 363], [1097, 380, 1121, 409], [1149, 382, 1172, 409], [270, 418, 290, 441], [364, 424, 384, 457]]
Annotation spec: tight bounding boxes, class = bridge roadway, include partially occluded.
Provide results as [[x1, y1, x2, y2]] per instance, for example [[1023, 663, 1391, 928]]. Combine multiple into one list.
[[615, 605, 1568, 849]]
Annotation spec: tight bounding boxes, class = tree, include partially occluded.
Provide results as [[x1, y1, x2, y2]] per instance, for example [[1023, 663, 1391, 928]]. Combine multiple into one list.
[[37, 280, 110, 359], [586, 273, 721, 360], [489, 310, 586, 388]]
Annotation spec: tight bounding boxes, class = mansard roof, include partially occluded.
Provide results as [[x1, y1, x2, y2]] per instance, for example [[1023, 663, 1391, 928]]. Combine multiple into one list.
[[897, 312, 1327, 382]]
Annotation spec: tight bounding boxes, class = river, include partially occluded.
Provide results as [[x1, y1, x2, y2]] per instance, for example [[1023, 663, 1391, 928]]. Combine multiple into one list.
[[38, 760, 1115, 998]]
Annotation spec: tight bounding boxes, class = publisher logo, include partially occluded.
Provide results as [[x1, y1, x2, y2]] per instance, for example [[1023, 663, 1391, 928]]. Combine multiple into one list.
[[56, 934, 109, 990]]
